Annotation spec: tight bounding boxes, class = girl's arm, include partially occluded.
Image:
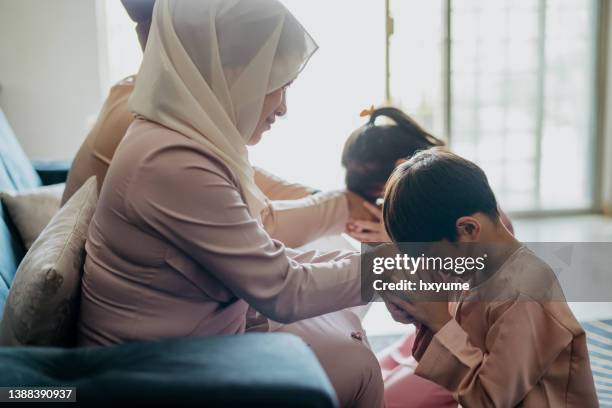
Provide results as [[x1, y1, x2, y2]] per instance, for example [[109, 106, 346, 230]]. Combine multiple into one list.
[[255, 168, 378, 247], [261, 190, 349, 247], [254, 166, 317, 200]]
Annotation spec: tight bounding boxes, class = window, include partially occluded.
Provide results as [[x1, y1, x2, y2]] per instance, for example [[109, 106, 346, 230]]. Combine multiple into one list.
[[389, 0, 601, 213], [249, 0, 386, 191], [387, 0, 446, 137], [99, 0, 601, 212], [97, 0, 142, 93]]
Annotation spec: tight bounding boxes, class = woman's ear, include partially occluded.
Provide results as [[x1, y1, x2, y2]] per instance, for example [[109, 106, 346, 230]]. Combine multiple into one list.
[[455, 216, 481, 242]]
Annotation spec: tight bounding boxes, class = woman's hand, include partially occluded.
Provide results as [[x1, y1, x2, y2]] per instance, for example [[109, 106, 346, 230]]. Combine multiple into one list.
[[345, 193, 391, 242], [382, 292, 451, 333]]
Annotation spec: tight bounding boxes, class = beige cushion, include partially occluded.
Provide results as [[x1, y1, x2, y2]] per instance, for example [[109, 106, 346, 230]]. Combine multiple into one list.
[[1, 183, 65, 250], [0, 177, 97, 346]]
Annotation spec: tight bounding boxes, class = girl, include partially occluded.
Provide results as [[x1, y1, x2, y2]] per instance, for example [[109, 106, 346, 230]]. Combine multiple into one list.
[[340, 108, 457, 407], [342, 106, 513, 244]]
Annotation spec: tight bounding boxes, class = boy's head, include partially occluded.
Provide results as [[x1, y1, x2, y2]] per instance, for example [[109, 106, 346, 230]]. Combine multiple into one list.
[[342, 107, 445, 204], [383, 148, 500, 243]]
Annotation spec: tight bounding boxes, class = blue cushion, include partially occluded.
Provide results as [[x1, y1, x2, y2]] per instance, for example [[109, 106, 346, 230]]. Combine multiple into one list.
[[0, 284, 7, 316], [0, 206, 18, 314], [0, 108, 41, 314], [0, 108, 41, 191], [0, 164, 13, 193], [0, 333, 338, 407], [32, 160, 72, 186]]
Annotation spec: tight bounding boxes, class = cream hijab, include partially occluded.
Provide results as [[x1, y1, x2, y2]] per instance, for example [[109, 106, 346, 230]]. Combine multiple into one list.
[[129, 0, 317, 216]]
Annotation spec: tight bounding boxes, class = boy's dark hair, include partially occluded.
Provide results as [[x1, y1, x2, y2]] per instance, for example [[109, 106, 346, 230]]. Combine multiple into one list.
[[383, 148, 499, 242], [342, 107, 445, 203]]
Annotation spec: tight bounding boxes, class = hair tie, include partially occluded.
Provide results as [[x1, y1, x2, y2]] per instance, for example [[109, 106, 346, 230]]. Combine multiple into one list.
[[359, 105, 376, 119]]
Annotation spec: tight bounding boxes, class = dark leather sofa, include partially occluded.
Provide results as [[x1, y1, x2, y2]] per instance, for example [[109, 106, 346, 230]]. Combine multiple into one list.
[[0, 108, 337, 407]]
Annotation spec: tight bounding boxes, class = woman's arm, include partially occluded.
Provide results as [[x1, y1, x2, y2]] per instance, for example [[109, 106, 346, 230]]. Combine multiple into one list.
[[125, 147, 367, 323]]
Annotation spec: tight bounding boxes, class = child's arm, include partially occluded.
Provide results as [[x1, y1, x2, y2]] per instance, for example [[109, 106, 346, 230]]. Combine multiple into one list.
[[261, 191, 349, 247], [414, 298, 573, 407], [254, 167, 317, 200]]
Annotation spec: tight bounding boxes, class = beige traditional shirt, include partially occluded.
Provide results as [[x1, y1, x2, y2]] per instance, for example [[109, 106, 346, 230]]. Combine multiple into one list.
[[412, 247, 598, 407]]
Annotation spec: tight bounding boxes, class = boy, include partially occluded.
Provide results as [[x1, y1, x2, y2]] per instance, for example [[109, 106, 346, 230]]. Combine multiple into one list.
[[381, 148, 598, 407]]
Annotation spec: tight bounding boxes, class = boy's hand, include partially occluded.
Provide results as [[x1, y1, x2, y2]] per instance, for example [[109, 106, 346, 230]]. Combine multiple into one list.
[[384, 298, 417, 324], [383, 292, 451, 333]]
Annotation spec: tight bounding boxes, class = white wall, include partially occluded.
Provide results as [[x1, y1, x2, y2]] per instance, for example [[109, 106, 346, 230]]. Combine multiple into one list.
[[0, 0, 104, 160], [603, 3, 612, 214], [99, 0, 142, 92]]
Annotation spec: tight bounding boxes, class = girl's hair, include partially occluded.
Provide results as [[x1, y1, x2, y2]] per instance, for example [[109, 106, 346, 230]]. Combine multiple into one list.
[[341, 107, 445, 203], [383, 148, 499, 243]]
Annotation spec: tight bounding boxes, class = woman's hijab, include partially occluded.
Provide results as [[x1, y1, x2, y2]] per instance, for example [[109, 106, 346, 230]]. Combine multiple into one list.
[[129, 0, 317, 216]]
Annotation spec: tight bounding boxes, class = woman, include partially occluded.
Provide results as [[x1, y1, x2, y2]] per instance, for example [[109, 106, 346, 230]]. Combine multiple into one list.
[[77, 1, 382, 407], [63, 0, 375, 249]]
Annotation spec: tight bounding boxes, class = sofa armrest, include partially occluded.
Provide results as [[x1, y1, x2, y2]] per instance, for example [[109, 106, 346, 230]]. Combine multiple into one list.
[[31, 160, 71, 186], [0, 333, 337, 407]]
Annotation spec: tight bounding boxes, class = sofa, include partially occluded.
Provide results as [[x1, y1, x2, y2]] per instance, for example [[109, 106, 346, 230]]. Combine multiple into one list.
[[0, 108, 338, 407]]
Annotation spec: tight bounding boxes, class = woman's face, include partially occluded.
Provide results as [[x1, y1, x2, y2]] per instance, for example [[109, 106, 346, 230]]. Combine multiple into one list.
[[248, 86, 288, 145]]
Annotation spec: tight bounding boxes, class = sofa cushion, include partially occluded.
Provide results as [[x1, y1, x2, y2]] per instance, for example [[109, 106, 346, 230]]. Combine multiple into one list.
[[1, 183, 64, 250], [0, 163, 14, 193], [0, 333, 338, 407], [0, 108, 41, 191], [32, 160, 72, 186], [0, 178, 97, 347], [0, 206, 20, 313]]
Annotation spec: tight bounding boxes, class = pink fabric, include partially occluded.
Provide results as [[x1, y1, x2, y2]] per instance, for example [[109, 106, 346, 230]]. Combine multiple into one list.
[[276, 308, 384, 408], [77, 119, 364, 346], [377, 332, 457, 408], [413, 248, 598, 407]]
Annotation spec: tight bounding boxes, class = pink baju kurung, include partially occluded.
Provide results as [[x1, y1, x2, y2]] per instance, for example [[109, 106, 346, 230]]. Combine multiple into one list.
[[77, 118, 383, 407]]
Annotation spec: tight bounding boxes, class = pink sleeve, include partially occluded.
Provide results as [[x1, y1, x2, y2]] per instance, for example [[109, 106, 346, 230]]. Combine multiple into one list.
[[415, 300, 573, 407], [254, 167, 316, 200], [125, 146, 365, 324], [261, 191, 349, 247], [412, 324, 435, 361]]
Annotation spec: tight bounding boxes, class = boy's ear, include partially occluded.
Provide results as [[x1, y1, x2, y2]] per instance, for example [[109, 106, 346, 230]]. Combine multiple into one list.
[[455, 216, 481, 242]]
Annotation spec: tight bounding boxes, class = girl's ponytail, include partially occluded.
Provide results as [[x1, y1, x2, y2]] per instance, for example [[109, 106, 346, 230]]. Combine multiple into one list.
[[368, 107, 445, 148], [342, 106, 445, 203]]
